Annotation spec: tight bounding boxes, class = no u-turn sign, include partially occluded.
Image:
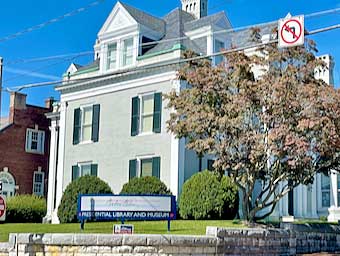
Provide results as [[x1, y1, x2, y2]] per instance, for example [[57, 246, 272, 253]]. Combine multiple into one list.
[[278, 13, 304, 48]]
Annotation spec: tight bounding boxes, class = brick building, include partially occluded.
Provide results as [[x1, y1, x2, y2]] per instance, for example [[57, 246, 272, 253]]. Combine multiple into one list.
[[0, 92, 53, 197]]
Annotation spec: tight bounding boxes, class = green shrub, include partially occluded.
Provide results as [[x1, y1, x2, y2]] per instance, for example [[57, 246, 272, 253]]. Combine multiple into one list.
[[58, 176, 112, 223], [6, 195, 46, 223], [179, 170, 238, 220], [120, 176, 171, 195]]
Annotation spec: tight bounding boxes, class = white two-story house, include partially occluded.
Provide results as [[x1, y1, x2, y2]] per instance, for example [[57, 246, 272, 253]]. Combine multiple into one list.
[[45, 0, 339, 224], [45, 0, 232, 224]]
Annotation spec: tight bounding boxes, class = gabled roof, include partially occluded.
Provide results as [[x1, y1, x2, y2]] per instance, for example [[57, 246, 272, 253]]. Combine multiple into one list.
[[68, 2, 235, 77], [120, 2, 166, 35], [184, 11, 229, 31], [142, 8, 195, 56]]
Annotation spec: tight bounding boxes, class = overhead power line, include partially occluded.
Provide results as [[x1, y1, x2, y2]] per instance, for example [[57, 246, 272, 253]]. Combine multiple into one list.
[[4, 7, 340, 66], [5, 51, 93, 65], [0, 0, 105, 43], [4, 23, 339, 93]]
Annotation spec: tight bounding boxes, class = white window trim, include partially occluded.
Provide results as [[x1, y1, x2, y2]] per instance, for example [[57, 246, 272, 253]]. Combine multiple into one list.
[[136, 154, 156, 177], [104, 36, 137, 72], [320, 173, 331, 209], [122, 37, 134, 68], [136, 91, 157, 136], [0, 170, 15, 197], [33, 171, 44, 196], [78, 105, 94, 144], [77, 161, 93, 177], [106, 42, 118, 70], [26, 128, 45, 154]]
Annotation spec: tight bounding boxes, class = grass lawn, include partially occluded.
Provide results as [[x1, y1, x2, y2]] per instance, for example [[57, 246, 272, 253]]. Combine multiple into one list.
[[0, 220, 243, 242]]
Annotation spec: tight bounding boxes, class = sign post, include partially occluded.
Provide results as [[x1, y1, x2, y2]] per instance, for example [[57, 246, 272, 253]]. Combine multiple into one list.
[[0, 195, 6, 222], [278, 13, 304, 48]]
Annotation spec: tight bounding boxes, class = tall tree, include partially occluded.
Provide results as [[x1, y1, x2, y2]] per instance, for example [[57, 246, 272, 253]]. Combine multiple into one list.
[[166, 30, 340, 223]]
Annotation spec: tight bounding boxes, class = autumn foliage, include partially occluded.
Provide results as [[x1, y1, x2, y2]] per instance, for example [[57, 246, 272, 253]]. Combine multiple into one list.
[[166, 29, 340, 222]]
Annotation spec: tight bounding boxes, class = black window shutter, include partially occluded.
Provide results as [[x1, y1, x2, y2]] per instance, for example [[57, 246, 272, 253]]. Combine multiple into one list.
[[73, 108, 81, 145], [152, 157, 161, 179], [153, 93, 162, 133], [72, 165, 79, 181], [129, 159, 137, 180], [91, 164, 98, 176], [91, 104, 100, 142], [131, 97, 140, 136]]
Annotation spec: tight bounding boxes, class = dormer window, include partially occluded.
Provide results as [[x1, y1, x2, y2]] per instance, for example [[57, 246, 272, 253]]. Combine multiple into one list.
[[107, 43, 117, 70], [123, 38, 134, 67], [105, 37, 134, 71]]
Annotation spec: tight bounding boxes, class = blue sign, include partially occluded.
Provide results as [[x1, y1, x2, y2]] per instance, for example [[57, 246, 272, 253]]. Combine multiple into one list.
[[77, 194, 176, 231]]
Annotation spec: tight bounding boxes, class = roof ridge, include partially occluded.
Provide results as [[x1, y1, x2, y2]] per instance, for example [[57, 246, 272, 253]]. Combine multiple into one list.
[[184, 10, 225, 25], [120, 1, 165, 22]]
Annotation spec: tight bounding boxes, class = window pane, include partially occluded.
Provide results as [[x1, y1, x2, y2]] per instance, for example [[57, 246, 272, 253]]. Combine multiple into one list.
[[337, 175, 340, 190], [31, 141, 38, 150], [32, 132, 38, 141], [322, 191, 330, 207], [123, 38, 133, 66], [141, 159, 153, 177], [34, 173, 43, 183], [142, 96, 154, 114], [81, 164, 92, 176], [34, 183, 41, 194], [214, 40, 224, 65], [321, 174, 330, 190], [107, 43, 117, 70], [142, 115, 153, 133], [82, 125, 92, 141], [83, 108, 92, 125]]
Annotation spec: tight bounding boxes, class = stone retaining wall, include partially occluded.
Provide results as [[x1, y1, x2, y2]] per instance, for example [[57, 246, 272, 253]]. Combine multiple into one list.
[[280, 223, 340, 254], [206, 227, 295, 255], [0, 225, 339, 255], [2, 233, 219, 256]]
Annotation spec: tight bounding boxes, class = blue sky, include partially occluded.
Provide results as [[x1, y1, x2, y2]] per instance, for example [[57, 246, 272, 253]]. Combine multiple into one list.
[[0, 0, 339, 115]]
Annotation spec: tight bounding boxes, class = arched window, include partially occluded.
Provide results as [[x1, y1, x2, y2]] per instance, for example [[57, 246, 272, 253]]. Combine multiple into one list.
[[194, 2, 196, 10], [0, 171, 15, 197], [190, 3, 192, 11], [186, 4, 189, 11]]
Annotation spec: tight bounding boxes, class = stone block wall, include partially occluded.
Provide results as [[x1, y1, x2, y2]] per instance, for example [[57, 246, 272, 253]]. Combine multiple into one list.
[[206, 227, 295, 255], [0, 225, 340, 255], [4, 233, 219, 256], [280, 223, 340, 254]]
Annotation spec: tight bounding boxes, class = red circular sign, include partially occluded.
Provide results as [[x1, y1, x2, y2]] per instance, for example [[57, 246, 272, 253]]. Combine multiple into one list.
[[280, 19, 302, 44], [0, 195, 6, 218]]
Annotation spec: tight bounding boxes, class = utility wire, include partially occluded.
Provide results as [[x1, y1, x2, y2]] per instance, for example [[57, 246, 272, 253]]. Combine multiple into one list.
[[4, 7, 340, 66], [0, 0, 105, 43], [5, 23, 339, 93], [6, 51, 93, 65]]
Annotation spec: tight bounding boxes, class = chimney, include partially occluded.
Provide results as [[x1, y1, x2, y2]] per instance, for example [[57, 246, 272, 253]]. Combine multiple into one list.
[[9, 92, 27, 123], [45, 97, 55, 110]]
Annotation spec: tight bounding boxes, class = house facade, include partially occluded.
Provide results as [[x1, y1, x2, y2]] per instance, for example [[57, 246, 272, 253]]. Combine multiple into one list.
[[0, 92, 53, 198], [45, 0, 339, 224]]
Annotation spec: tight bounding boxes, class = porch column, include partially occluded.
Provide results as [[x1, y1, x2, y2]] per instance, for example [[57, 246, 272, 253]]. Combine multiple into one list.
[[328, 170, 340, 222], [52, 101, 67, 224], [310, 176, 318, 218], [44, 123, 59, 223]]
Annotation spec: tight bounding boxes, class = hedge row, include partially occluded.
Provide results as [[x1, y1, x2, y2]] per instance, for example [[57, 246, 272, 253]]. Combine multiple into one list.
[[4, 171, 239, 223], [57, 171, 238, 223]]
